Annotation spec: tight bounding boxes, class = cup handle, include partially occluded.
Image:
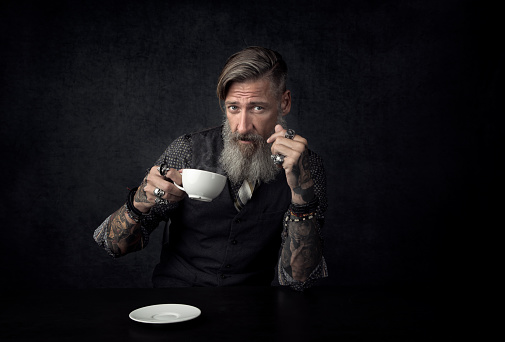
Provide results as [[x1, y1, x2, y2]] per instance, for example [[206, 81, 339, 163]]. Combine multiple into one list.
[[173, 183, 185, 192]]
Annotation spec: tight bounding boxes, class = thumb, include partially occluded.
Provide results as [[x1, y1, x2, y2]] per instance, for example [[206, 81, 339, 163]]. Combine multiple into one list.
[[275, 124, 284, 133]]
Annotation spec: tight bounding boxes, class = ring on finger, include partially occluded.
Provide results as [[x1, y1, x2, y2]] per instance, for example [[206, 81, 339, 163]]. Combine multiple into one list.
[[284, 129, 295, 140], [271, 154, 285, 165], [155, 197, 168, 205], [157, 164, 170, 177], [154, 188, 165, 197]]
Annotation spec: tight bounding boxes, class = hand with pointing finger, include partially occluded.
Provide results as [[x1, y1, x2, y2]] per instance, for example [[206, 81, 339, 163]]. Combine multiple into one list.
[[267, 124, 315, 205]]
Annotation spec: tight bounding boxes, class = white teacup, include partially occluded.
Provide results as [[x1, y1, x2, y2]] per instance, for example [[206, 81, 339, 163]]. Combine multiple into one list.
[[173, 169, 227, 202]]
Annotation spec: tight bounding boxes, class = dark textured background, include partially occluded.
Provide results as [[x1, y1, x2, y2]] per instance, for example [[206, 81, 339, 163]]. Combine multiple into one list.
[[0, 0, 499, 289]]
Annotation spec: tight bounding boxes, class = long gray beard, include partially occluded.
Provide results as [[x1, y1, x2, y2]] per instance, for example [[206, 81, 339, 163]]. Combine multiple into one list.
[[219, 117, 286, 185]]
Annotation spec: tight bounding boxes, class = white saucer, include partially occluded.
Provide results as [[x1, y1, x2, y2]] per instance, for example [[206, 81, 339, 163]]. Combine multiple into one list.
[[129, 304, 201, 324]]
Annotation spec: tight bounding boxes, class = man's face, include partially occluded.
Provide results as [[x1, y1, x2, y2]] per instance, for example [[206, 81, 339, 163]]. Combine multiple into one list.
[[220, 77, 290, 184], [224, 78, 290, 143]]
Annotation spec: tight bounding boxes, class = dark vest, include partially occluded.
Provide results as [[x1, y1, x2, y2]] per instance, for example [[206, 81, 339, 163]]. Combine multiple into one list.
[[152, 126, 292, 287]]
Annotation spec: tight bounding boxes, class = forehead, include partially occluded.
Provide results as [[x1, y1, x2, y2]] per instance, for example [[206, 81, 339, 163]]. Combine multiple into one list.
[[225, 78, 274, 100]]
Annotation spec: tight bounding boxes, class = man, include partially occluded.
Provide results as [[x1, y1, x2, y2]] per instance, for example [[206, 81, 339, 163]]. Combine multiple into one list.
[[94, 46, 328, 290]]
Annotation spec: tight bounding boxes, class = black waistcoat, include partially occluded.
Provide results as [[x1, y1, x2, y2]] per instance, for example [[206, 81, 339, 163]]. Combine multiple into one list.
[[152, 126, 292, 287]]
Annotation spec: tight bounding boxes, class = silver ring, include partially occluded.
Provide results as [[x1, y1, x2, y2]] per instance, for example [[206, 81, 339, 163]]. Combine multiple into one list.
[[285, 129, 295, 140], [157, 164, 169, 177], [271, 154, 285, 165], [155, 197, 168, 205], [153, 188, 165, 197]]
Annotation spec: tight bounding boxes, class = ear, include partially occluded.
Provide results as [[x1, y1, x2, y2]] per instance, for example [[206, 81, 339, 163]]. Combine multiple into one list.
[[280, 90, 291, 116]]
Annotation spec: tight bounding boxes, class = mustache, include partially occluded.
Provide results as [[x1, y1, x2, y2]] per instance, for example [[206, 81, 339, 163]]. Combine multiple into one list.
[[231, 132, 265, 143]]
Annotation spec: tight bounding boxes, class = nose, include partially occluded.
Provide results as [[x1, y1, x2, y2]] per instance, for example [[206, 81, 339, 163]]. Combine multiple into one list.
[[236, 112, 252, 134]]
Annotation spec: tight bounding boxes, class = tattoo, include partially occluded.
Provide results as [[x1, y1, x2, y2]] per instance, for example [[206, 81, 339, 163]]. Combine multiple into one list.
[[281, 217, 322, 282], [134, 177, 150, 203], [106, 205, 143, 256], [292, 150, 315, 203]]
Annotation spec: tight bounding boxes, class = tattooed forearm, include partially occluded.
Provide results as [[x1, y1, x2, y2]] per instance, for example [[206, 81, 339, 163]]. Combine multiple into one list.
[[106, 205, 143, 256], [291, 150, 315, 203], [134, 177, 150, 204], [281, 217, 322, 282]]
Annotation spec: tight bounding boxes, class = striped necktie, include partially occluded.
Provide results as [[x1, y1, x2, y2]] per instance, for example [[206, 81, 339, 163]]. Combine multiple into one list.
[[234, 180, 256, 212]]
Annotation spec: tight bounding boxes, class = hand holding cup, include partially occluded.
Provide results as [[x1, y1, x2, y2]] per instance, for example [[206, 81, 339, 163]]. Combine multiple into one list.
[[133, 165, 186, 212]]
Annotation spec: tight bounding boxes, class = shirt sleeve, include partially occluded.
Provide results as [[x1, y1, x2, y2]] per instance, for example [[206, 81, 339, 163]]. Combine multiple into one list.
[[92, 134, 193, 257], [278, 150, 329, 290]]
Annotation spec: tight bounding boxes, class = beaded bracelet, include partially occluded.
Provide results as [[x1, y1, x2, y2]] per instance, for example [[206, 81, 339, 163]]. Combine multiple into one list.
[[289, 209, 316, 219], [285, 197, 319, 223], [285, 214, 315, 223]]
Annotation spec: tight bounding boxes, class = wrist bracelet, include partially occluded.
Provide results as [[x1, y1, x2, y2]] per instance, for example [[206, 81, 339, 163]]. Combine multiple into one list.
[[285, 213, 315, 223], [286, 197, 318, 223], [290, 197, 319, 215], [126, 187, 148, 221], [124, 204, 140, 223], [289, 209, 316, 218]]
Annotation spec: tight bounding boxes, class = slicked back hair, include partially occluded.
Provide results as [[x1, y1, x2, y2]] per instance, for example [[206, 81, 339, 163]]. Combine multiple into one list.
[[216, 46, 288, 104]]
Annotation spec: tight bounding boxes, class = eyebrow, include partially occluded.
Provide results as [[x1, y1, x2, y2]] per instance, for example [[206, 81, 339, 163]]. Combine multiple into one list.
[[224, 101, 269, 106]]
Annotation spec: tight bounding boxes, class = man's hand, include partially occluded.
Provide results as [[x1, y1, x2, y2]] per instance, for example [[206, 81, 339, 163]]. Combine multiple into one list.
[[133, 166, 186, 213], [267, 124, 315, 204]]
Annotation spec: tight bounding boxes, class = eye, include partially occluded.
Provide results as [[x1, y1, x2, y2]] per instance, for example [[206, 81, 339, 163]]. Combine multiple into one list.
[[253, 106, 264, 111], [228, 105, 239, 112]]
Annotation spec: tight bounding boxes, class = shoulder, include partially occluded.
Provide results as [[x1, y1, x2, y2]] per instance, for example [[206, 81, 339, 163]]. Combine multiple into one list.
[[167, 125, 223, 150], [155, 126, 224, 168], [185, 125, 223, 140], [176, 125, 224, 149]]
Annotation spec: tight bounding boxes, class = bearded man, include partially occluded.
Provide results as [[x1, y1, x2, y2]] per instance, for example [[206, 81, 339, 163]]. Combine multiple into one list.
[[93, 46, 328, 290]]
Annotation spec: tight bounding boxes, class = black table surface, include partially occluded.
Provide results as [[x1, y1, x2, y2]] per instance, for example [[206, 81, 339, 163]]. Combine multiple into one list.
[[0, 285, 447, 341]]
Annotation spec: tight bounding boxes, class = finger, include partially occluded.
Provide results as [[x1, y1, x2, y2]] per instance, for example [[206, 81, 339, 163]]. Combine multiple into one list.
[[165, 168, 183, 185], [146, 181, 186, 203], [266, 124, 286, 144], [139, 167, 184, 205], [267, 126, 306, 146], [150, 165, 175, 183], [273, 148, 299, 165], [155, 175, 185, 197], [271, 138, 307, 157], [165, 181, 186, 198], [271, 142, 307, 174], [151, 165, 166, 177], [147, 167, 184, 193]]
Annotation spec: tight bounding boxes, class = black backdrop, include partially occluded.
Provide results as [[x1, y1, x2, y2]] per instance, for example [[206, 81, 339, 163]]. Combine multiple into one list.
[[0, 0, 499, 289]]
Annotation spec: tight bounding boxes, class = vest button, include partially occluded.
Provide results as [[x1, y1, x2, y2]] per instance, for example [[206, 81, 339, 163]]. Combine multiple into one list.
[[220, 273, 226, 279], [225, 264, 231, 268], [231, 240, 237, 245], [234, 219, 241, 224]]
